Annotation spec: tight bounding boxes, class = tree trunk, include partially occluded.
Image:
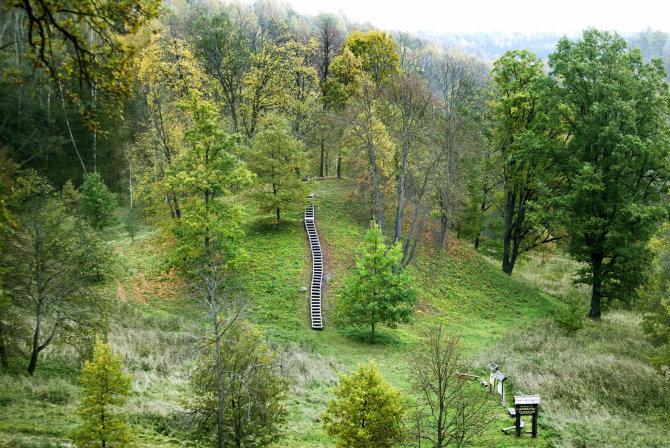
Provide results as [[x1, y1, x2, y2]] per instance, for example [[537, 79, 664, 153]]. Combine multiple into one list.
[[502, 188, 517, 275], [27, 344, 39, 376], [319, 137, 325, 177], [394, 145, 408, 244], [171, 189, 182, 220], [0, 325, 8, 372], [371, 171, 384, 232], [92, 85, 97, 172], [405, 198, 432, 266], [371, 321, 375, 345], [230, 102, 239, 134], [101, 410, 106, 448], [474, 199, 486, 250], [276, 207, 280, 230], [214, 314, 226, 448], [437, 212, 448, 249], [129, 157, 133, 208], [589, 253, 604, 320], [502, 244, 513, 275], [27, 307, 42, 376], [336, 156, 341, 178], [58, 80, 87, 176]]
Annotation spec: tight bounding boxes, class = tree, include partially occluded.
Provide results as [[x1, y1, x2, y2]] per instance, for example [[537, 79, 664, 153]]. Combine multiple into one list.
[[491, 49, 561, 275], [167, 91, 252, 448], [0, 153, 14, 372], [342, 80, 395, 232], [79, 172, 117, 230], [167, 91, 251, 261], [548, 29, 670, 319], [314, 14, 343, 177], [335, 223, 417, 344], [6, 0, 160, 127], [344, 31, 400, 87], [324, 47, 365, 111], [240, 36, 302, 139], [192, 7, 252, 133], [315, 14, 343, 90], [408, 326, 492, 448], [61, 180, 79, 210], [639, 224, 670, 370], [388, 70, 432, 250], [186, 322, 288, 448], [134, 32, 206, 225], [1, 171, 111, 375], [124, 206, 140, 242], [247, 115, 309, 229], [427, 48, 490, 252], [72, 336, 133, 448], [322, 361, 405, 448]]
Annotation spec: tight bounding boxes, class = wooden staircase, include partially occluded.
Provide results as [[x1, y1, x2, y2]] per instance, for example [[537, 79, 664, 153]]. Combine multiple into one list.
[[304, 202, 323, 330]]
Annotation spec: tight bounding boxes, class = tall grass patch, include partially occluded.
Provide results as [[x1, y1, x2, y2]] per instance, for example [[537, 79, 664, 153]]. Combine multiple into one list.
[[475, 311, 670, 447]]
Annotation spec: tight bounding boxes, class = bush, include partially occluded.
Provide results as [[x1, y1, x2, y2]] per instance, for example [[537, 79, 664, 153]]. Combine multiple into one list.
[[554, 296, 586, 334]]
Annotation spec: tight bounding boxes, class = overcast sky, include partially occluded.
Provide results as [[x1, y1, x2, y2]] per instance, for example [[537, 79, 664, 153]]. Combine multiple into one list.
[[267, 0, 670, 34]]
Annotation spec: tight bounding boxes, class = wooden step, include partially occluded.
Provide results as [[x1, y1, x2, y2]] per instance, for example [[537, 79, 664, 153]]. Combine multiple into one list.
[[306, 196, 324, 330]]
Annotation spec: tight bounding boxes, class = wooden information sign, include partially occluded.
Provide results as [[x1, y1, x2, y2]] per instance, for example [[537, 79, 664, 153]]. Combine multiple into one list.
[[514, 395, 540, 438]]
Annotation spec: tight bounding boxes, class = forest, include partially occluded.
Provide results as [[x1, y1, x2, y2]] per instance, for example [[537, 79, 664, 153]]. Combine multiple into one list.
[[0, 1, 669, 447]]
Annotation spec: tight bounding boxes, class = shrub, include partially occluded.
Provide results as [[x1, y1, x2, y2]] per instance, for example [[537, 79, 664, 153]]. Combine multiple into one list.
[[554, 296, 586, 334]]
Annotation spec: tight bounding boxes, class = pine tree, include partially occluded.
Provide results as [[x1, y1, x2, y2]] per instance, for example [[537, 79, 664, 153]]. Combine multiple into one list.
[[335, 222, 417, 344], [61, 180, 80, 211], [72, 336, 133, 448], [322, 361, 405, 448], [79, 172, 117, 230], [124, 207, 140, 242]]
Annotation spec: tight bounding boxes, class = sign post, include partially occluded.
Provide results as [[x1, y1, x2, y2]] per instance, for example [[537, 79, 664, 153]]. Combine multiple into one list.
[[492, 370, 507, 405], [514, 395, 540, 438]]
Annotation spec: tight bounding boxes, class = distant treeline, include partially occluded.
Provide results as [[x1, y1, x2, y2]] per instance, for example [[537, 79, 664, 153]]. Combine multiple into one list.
[[421, 29, 670, 77]]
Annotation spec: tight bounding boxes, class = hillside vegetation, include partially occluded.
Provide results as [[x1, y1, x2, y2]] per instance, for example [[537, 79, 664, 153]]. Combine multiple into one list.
[[2, 180, 668, 447], [1, 1, 669, 448]]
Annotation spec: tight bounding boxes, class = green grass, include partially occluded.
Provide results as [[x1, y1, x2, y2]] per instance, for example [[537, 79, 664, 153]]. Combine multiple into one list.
[[476, 312, 670, 448], [2, 178, 667, 448], [225, 179, 561, 446]]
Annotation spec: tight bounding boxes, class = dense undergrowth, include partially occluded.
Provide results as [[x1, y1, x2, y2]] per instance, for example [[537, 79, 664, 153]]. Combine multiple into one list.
[[1, 178, 667, 447]]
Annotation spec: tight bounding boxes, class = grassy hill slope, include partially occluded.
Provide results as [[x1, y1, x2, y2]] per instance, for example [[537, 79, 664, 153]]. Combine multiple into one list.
[[1, 178, 667, 448]]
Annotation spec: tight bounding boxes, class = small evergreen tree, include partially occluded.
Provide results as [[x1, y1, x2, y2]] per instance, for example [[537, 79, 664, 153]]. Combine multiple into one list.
[[322, 361, 405, 448], [554, 296, 587, 335], [61, 179, 80, 211], [72, 336, 133, 448], [79, 172, 117, 229], [335, 222, 418, 344], [124, 207, 140, 242]]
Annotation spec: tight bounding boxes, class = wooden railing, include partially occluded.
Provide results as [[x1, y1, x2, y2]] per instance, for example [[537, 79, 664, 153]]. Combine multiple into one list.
[[304, 202, 323, 330]]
